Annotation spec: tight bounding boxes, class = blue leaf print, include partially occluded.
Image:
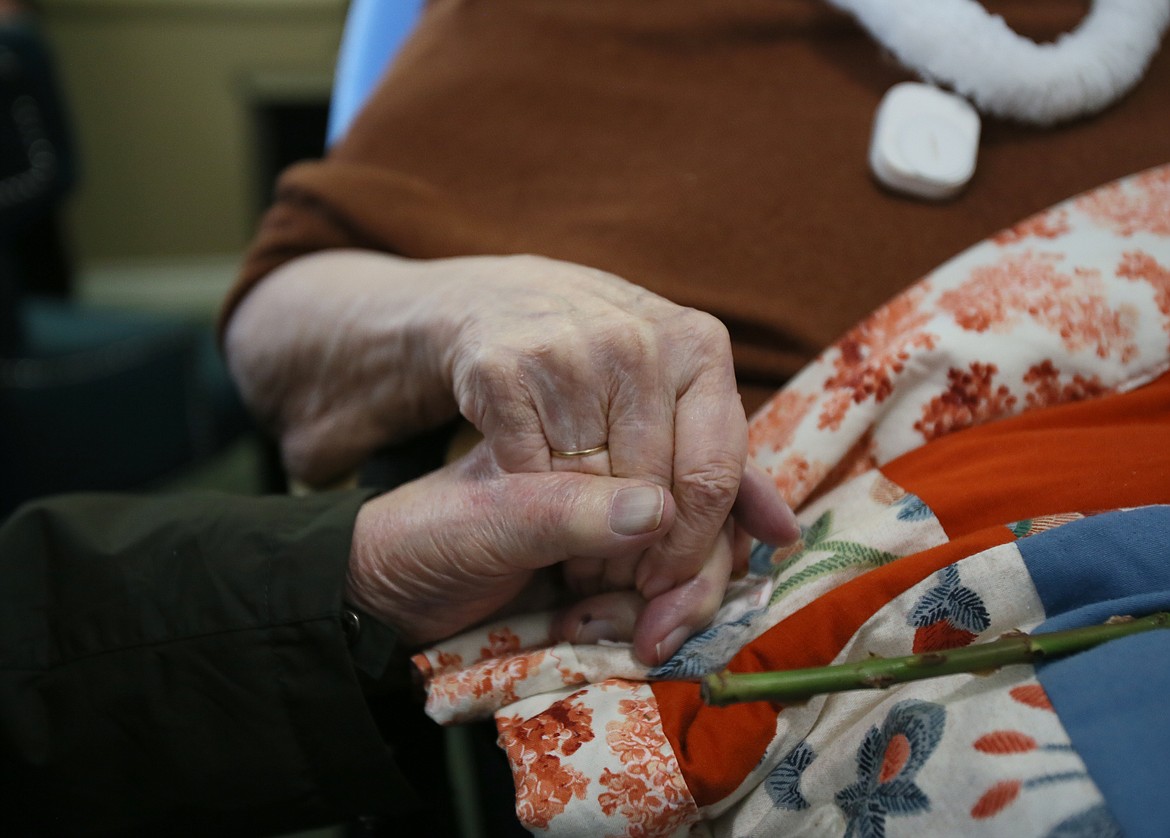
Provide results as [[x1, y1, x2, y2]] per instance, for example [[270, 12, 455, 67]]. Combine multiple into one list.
[[647, 609, 762, 680], [907, 585, 952, 628], [894, 493, 934, 521], [854, 727, 884, 787], [876, 779, 930, 815], [836, 701, 946, 837], [946, 586, 991, 634], [765, 741, 817, 811], [1046, 805, 1123, 838], [749, 539, 780, 576], [1008, 519, 1033, 538], [907, 565, 989, 634], [886, 702, 945, 777]]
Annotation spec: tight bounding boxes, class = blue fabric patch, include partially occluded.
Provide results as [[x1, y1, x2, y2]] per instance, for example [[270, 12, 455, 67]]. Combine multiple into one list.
[[1034, 632, 1170, 838], [1016, 506, 1170, 838], [1017, 506, 1170, 630]]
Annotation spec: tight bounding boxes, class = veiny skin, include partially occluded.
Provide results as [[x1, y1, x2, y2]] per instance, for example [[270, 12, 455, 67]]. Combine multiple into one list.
[[226, 250, 798, 662]]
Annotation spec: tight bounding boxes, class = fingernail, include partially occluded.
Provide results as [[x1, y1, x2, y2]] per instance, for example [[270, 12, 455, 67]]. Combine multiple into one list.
[[574, 615, 619, 645], [639, 572, 675, 600], [609, 486, 665, 535], [777, 503, 801, 544], [655, 626, 693, 664]]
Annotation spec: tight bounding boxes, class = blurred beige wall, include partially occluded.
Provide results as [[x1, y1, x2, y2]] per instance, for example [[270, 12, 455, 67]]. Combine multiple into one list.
[[40, 0, 347, 264]]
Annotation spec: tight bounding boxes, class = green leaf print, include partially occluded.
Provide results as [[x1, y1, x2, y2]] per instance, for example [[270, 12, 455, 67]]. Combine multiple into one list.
[[803, 510, 833, 548], [768, 512, 899, 606], [1008, 519, 1033, 538]]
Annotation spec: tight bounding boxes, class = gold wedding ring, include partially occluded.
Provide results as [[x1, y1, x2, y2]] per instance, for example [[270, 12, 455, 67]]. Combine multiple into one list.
[[550, 443, 609, 459]]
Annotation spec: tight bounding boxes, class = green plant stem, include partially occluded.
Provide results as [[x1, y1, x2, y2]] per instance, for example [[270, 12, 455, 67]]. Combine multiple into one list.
[[700, 611, 1170, 707]]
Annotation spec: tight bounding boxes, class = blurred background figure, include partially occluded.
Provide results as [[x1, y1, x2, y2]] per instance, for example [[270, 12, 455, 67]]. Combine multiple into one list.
[[0, 0, 75, 353], [0, 0, 263, 518]]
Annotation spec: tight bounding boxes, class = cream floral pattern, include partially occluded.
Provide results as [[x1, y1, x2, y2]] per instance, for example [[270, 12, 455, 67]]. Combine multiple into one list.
[[1077, 166, 1170, 237], [597, 695, 697, 838], [748, 164, 1170, 508], [497, 690, 595, 830]]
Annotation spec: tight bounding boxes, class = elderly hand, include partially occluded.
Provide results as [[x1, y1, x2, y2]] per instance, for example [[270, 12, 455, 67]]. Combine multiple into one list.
[[441, 255, 799, 661], [226, 250, 798, 663], [347, 443, 675, 647]]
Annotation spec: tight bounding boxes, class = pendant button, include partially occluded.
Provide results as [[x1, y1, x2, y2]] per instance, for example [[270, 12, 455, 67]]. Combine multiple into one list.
[[869, 82, 980, 200]]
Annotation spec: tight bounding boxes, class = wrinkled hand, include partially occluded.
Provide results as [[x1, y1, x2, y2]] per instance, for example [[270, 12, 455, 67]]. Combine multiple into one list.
[[442, 255, 798, 661], [346, 443, 676, 648], [226, 250, 799, 662]]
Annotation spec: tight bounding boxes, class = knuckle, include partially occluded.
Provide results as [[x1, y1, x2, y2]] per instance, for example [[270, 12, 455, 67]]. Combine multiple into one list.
[[675, 462, 742, 510], [681, 309, 731, 347], [454, 343, 529, 423], [669, 310, 734, 377]]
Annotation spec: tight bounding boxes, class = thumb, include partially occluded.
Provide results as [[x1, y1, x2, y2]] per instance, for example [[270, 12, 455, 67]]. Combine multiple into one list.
[[348, 458, 675, 647], [732, 463, 801, 546], [492, 471, 675, 571]]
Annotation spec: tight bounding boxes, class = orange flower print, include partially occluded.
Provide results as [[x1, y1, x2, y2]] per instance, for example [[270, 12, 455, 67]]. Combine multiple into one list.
[[993, 209, 1070, 245], [939, 252, 1138, 362], [557, 660, 586, 686], [1022, 360, 1106, 410], [914, 362, 1017, 442], [973, 731, 1039, 754], [1009, 683, 1054, 712], [971, 779, 1022, 819], [767, 453, 830, 510], [1117, 250, 1170, 347], [1077, 165, 1170, 237], [481, 626, 523, 661], [749, 388, 819, 455], [819, 284, 938, 431], [597, 695, 697, 838], [431, 649, 544, 711], [970, 732, 1087, 822], [497, 692, 596, 830], [411, 653, 435, 680]]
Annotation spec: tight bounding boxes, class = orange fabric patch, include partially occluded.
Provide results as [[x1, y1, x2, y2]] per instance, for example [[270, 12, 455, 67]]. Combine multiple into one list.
[[653, 527, 1012, 806], [882, 368, 1170, 539]]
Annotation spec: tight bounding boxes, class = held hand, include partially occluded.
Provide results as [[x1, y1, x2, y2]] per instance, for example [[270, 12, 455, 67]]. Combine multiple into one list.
[[345, 444, 675, 648], [444, 255, 799, 661], [226, 250, 799, 660]]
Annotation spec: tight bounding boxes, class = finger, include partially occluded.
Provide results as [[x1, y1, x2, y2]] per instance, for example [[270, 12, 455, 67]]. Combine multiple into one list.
[[554, 331, 671, 591], [732, 463, 801, 546], [549, 445, 613, 477], [632, 520, 735, 665], [532, 348, 611, 474], [730, 520, 752, 579], [602, 326, 675, 488], [551, 590, 646, 646], [563, 550, 648, 595], [463, 325, 614, 474], [634, 364, 746, 599], [562, 379, 673, 592], [486, 470, 676, 572]]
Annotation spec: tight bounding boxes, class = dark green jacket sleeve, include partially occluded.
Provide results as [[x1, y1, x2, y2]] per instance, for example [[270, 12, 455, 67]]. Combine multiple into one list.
[[0, 490, 419, 837]]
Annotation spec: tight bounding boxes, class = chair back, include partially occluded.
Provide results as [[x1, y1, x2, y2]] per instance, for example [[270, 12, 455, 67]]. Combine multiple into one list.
[[327, 0, 426, 147]]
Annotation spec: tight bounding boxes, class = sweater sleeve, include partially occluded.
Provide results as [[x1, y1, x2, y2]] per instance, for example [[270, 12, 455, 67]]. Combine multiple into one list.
[[0, 489, 421, 837]]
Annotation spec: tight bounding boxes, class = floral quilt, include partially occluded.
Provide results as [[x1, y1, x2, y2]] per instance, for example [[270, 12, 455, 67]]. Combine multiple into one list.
[[412, 164, 1170, 837]]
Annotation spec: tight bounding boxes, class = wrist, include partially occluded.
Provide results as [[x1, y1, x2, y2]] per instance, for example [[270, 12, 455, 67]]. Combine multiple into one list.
[[224, 250, 463, 484]]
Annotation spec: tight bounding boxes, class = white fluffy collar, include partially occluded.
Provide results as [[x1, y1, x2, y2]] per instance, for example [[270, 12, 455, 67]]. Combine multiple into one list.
[[827, 0, 1170, 124]]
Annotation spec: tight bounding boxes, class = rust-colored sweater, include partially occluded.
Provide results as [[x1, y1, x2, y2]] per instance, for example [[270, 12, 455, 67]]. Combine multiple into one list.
[[228, 0, 1170, 414]]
